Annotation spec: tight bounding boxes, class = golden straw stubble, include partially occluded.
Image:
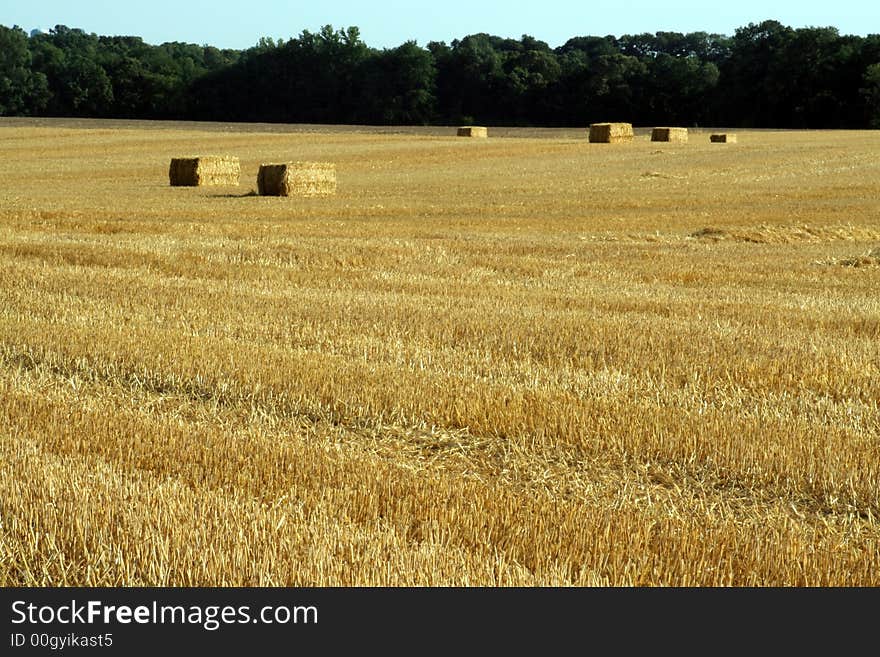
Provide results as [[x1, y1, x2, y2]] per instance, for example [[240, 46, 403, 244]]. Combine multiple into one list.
[[1, 121, 879, 587]]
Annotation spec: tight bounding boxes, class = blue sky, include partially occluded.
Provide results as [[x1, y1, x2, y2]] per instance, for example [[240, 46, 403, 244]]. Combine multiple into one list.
[[3, 0, 878, 50]]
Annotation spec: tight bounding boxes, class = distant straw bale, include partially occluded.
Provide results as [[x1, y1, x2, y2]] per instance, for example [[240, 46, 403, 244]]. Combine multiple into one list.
[[651, 127, 688, 143], [169, 156, 240, 186], [589, 123, 634, 143], [257, 162, 337, 197], [457, 126, 488, 138], [710, 133, 737, 143]]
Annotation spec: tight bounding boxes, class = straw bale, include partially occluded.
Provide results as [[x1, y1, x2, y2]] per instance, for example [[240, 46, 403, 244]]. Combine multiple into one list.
[[457, 126, 488, 138], [169, 156, 240, 186], [710, 134, 737, 143], [651, 127, 688, 143], [589, 123, 634, 143], [257, 162, 337, 197]]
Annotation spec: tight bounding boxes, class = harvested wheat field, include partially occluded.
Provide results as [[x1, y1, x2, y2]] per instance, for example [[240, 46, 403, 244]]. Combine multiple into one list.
[[0, 118, 878, 586]]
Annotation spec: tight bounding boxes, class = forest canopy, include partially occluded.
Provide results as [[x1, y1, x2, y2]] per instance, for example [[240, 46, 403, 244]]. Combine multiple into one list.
[[2, 21, 879, 128]]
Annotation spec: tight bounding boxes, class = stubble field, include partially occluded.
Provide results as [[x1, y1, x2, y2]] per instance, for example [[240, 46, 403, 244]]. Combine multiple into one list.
[[0, 118, 878, 585]]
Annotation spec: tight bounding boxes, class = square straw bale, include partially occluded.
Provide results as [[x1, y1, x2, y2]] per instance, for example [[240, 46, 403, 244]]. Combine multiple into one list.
[[169, 156, 240, 186], [589, 123, 634, 143], [457, 126, 488, 138], [257, 162, 337, 197], [651, 127, 689, 143]]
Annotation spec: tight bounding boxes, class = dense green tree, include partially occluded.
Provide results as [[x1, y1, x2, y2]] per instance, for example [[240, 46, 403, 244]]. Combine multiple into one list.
[[772, 27, 854, 127], [97, 37, 175, 117], [30, 26, 114, 116], [188, 25, 372, 123], [1, 20, 878, 129], [499, 37, 561, 124], [619, 31, 731, 62], [553, 37, 646, 125], [438, 34, 508, 123], [718, 20, 795, 126], [644, 54, 719, 125], [573, 51, 647, 123], [359, 41, 436, 124], [0, 25, 49, 114], [862, 63, 880, 128]]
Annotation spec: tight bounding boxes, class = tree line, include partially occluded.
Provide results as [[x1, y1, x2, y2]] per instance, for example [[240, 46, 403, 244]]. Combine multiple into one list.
[[2, 21, 880, 128]]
